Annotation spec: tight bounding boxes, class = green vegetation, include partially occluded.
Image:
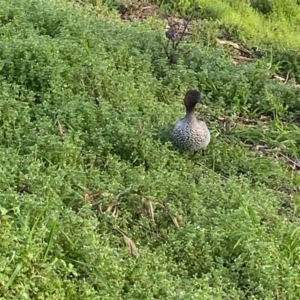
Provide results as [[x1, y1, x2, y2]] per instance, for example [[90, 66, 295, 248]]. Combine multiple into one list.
[[153, 0, 300, 48], [1, 0, 300, 298]]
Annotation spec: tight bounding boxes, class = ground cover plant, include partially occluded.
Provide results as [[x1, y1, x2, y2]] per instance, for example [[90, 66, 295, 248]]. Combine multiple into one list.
[[1, 0, 300, 299]]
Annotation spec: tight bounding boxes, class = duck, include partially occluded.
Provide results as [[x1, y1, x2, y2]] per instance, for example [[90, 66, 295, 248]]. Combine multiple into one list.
[[172, 90, 210, 153]]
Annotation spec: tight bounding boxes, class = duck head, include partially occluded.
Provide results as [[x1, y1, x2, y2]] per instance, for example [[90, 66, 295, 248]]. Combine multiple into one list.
[[184, 90, 203, 114]]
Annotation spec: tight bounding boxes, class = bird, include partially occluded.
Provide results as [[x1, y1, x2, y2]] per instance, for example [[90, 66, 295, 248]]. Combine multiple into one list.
[[172, 90, 210, 154]]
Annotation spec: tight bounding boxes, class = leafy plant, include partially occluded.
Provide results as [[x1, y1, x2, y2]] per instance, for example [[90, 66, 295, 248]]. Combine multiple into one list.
[[0, 0, 300, 299]]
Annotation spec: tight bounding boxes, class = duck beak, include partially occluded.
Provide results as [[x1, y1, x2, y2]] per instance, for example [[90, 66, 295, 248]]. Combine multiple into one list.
[[197, 97, 204, 105]]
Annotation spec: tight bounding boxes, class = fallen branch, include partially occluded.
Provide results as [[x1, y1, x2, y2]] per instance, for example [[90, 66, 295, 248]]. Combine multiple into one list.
[[233, 55, 253, 62], [279, 153, 300, 170], [216, 38, 252, 56]]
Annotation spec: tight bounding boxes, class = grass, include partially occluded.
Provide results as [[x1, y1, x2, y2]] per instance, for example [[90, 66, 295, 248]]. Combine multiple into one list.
[[0, 0, 300, 298], [152, 0, 300, 48]]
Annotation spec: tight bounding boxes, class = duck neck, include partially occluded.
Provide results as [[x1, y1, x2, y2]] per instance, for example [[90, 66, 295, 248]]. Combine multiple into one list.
[[185, 107, 197, 119]]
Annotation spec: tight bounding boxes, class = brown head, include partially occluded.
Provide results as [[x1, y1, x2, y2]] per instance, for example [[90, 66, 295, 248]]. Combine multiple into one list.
[[183, 90, 203, 114]]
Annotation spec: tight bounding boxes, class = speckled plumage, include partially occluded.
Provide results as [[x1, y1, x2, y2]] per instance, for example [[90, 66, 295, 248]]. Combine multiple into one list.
[[172, 90, 210, 151]]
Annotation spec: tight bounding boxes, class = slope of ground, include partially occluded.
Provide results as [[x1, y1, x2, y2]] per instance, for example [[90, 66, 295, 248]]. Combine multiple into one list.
[[0, 0, 300, 299]]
